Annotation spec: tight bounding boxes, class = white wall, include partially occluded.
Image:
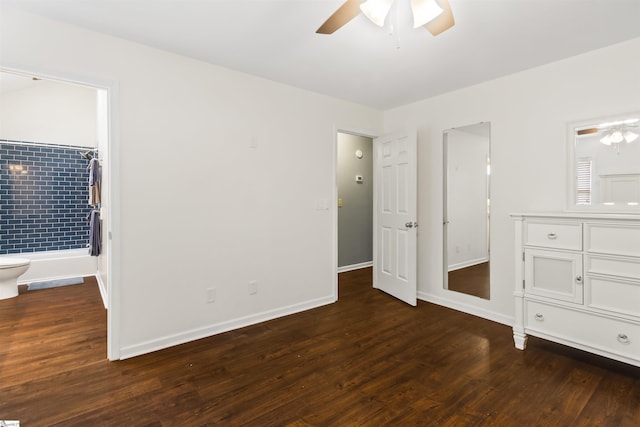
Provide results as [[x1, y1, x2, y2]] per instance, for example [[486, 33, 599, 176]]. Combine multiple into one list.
[[0, 79, 96, 146], [0, 7, 382, 358], [384, 37, 640, 325]]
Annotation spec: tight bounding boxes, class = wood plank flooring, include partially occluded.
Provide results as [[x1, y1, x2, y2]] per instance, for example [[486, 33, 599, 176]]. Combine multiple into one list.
[[1, 268, 639, 426], [448, 262, 490, 300]]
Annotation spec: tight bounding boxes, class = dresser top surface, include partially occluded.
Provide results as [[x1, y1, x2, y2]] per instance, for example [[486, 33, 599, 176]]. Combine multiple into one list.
[[511, 212, 640, 221]]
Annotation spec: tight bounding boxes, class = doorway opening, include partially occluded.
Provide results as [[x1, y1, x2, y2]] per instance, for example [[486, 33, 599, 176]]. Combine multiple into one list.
[[337, 132, 374, 273], [0, 68, 116, 359], [334, 128, 419, 306]]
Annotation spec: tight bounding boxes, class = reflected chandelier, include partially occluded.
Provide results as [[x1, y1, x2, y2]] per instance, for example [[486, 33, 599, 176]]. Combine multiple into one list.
[[600, 119, 639, 146]]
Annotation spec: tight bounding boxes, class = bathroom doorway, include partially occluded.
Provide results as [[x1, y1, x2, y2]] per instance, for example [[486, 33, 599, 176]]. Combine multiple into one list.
[[0, 68, 116, 359]]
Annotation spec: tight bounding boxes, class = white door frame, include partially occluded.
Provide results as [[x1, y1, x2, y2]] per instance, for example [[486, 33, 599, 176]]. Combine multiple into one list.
[[1, 64, 121, 360], [333, 126, 379, 299]]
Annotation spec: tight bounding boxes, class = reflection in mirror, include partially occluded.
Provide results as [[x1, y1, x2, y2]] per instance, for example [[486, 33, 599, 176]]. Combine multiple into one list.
[[571, 112, 640, 210], [443, 122, 490, 299]]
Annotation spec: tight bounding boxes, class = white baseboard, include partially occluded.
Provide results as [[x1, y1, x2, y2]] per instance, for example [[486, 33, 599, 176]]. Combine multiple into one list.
[[417, 291, 513, 327], [338, 261, 373, 273], [448, 257, 489, 272], [95, 273, 108, 309], [119, 295, 337, 360]]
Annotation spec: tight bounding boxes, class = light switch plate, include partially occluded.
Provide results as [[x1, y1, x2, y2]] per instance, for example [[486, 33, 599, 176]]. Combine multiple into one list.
[[314, 199, 329, 210]]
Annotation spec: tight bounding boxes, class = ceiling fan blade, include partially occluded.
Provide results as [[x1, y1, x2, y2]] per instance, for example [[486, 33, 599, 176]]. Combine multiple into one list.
[[577, 128, 599, 136], [425, 0, 455, 36], [316, 0, 364, 34]]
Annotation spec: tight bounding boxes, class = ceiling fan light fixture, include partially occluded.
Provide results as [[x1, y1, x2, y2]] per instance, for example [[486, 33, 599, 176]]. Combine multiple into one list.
[[610, 131, 625, 144], [623, 130, 639, 143], [411, 0, 444, 28], [360, 0, 394, 27], [600, 128, 638, 146], [317, 0, 455, 36], [600, 134, 612, 145]]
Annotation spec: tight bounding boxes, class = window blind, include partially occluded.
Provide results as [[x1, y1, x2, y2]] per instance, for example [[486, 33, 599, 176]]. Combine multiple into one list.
[[576, 158, 592, 205]]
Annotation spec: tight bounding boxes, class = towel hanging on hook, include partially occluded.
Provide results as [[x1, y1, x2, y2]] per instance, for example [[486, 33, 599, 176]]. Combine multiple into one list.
[[88, 157, 101, 206], [87, 209, 101, 256]]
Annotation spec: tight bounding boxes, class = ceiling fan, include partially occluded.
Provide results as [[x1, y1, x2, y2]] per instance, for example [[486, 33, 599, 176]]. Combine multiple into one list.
[[316, 0, 455, 36], [576, 118, 639, 145]]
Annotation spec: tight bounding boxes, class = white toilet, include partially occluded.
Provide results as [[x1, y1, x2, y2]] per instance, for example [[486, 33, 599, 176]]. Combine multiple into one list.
[[0, 257, 31, 299]]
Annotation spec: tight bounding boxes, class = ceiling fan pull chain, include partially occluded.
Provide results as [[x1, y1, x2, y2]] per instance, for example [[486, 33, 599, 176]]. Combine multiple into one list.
[[386, 0, 401, 49], [394, 0, 401, 49]]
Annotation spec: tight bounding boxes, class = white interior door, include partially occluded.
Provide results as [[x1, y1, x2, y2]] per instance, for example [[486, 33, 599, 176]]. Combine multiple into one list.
[[373, 130, 417, 306]]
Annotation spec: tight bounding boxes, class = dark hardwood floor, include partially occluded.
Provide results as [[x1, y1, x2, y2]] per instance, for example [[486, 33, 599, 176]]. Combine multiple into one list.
[[1, 268, 639, 426], [448, 262, 490, 299]]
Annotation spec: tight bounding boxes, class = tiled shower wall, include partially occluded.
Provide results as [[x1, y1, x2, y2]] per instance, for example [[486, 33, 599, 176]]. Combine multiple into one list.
[[0, 141, 92, 254]]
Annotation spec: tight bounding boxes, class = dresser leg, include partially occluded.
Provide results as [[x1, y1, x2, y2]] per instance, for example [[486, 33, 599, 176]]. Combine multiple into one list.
[[513, 330, 528, 350]]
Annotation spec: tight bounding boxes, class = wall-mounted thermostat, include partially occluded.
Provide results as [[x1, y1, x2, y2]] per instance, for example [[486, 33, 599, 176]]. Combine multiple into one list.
[[355, 175, 363, 183]]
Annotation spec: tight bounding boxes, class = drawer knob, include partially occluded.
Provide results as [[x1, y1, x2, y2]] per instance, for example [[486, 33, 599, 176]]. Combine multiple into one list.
[[547, 233, 558, 240], [535, 313, 544, 321], [617, 333, 631, 345]]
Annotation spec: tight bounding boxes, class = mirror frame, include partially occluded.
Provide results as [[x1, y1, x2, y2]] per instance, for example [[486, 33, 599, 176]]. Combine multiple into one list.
[[443, 122, 491, 299], [567, 111, 640, 213]]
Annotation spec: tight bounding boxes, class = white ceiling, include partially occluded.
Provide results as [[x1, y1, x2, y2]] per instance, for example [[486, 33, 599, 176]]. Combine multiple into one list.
[[1, 0, 640, 109]]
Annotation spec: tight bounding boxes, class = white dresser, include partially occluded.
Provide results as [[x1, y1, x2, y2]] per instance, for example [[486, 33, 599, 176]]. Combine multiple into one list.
[[512, 213, 640, 367]]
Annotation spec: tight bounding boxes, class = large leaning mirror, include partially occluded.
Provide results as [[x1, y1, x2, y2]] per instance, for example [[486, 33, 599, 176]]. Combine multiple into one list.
[[443, 122, 491, 299], [569, 112, 640, 211]]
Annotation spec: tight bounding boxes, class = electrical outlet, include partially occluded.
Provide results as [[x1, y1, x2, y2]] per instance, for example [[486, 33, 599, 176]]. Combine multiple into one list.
[[248, 280, 258, 295], [206, 288, 216, 303]]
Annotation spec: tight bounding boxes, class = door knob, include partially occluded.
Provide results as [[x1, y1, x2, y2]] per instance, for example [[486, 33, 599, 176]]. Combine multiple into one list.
[[405, 222, 414, 228]]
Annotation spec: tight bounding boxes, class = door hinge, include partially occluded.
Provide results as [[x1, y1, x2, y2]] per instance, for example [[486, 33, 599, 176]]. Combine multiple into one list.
[[522, 252, 525, 262], [522, 279, 525, 289]]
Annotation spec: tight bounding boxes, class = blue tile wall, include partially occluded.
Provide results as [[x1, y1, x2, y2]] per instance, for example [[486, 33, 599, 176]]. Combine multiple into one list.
[[0, 141, 92, 254]]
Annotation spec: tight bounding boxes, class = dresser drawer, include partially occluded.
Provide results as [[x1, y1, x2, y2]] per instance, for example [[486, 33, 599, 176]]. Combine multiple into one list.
[[586, 254, 640, 281], [585, 276, 640, 318], [525, 221, 582, 250], [525, 300, 640, 361], [585, 223, 640, 257]]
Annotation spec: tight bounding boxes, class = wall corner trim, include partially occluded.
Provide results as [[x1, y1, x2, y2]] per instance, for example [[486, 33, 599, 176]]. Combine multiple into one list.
[[337, 261, 373, 273]]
